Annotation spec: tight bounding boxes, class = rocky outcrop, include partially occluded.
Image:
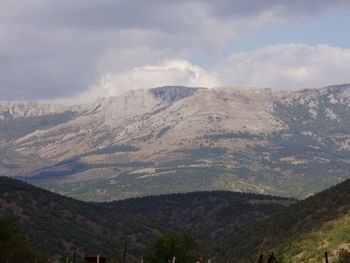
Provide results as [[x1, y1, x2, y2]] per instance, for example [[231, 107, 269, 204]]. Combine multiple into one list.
[[0, 101, 76, 120], [150, 86, 205, 103]]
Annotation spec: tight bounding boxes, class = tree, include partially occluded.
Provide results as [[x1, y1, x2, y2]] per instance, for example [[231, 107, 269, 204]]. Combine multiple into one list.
[[0, 217, 48, 263], [143, 232, 202, 263]]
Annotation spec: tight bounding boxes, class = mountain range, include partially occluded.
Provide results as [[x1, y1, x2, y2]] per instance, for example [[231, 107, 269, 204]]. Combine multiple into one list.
[[2, 84, 350, 200]]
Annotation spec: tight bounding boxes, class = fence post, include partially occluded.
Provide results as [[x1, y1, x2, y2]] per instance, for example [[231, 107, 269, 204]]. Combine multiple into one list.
[[123, 240, 127, 263], [325, 252, 329, 263], [172, 256, 176, 263], [255, 240, 266, 263]]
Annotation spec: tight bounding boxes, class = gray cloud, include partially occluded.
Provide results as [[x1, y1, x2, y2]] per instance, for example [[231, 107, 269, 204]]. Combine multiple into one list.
[[1, 0, 350, 101], [4, 1, 350, 29], [203, 0, 350, 18]]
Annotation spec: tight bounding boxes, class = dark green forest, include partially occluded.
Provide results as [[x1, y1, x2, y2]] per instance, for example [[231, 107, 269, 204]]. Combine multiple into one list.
[[0, 176, 291, 261]]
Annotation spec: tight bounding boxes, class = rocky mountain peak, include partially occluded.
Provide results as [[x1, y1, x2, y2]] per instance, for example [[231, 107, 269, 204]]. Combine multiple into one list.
[[149, 86, 206, 103]]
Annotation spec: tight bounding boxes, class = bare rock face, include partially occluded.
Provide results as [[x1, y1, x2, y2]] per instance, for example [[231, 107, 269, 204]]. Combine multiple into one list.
[[100, 89, 167, 128]]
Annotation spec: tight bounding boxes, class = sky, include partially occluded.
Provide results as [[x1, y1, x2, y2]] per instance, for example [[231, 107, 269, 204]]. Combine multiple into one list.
[[1, 0, 350, 103]]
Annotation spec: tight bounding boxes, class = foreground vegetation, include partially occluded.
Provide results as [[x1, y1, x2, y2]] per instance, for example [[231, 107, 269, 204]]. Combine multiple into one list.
[[0, 176, 290, 260], [219, 179, 350, 262], [1, 177, 350, 262], [0, 217, 48, 263], [2, 222, 350, 263]]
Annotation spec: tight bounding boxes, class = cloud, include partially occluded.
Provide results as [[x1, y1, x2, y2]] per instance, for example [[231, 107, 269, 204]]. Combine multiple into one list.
[[1, 1, 350, 101], [68, 43, 350, 103], [201, 0, 350, 19], [73, 60, 218, 102], [213, 43, 350, 90]]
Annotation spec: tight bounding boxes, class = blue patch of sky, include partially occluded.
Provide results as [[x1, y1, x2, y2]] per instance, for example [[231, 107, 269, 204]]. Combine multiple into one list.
[[191, 9, 350, 67]]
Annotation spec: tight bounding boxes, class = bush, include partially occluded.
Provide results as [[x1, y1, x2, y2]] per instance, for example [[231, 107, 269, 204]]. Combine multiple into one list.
[[338, 249, 350, 263], [143, 232, 202, 263]]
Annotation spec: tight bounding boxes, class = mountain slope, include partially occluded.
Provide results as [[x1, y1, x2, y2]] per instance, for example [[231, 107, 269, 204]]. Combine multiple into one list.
[[0, 176, 292, 259], [2, 84, 350, 200], [218, 178, 350, 263]]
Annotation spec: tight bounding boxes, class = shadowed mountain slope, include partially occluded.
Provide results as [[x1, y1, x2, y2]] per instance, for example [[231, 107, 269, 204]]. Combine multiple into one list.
[[0, 176, 293, 259]]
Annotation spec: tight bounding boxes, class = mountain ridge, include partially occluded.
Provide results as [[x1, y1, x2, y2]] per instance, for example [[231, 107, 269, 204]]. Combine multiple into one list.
[[2, 84, 350, 200]]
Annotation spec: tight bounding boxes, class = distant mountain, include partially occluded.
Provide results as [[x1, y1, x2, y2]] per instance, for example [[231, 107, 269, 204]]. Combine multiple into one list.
[[2, 84, 350, 200], [218, 178, 350, 263], [0, 176, 292, 259]]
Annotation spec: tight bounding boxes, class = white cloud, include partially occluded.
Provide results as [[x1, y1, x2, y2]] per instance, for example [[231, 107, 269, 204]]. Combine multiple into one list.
[[213, 43, 350, 90], [74, 60, 218, 102], [64, 43, 350, 104]]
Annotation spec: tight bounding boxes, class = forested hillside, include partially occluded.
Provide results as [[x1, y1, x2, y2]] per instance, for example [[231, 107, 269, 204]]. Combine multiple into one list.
[[219, 179, 350, 262], [0, 176, 291, 260]]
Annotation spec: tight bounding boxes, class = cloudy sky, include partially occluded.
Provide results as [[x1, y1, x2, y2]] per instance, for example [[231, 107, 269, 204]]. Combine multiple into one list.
[[2, 0, 350, 103]]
